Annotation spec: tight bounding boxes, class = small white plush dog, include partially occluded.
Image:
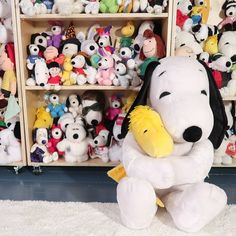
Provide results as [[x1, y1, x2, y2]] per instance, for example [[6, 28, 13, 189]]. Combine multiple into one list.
[[57, 123, 89, 163], [0, 123, 22, 164], [66, 94, 82, 118]]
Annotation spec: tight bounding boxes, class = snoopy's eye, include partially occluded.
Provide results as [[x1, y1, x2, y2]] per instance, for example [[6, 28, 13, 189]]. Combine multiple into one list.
[[180, 43, 186, 47], [201, 90, 207, 96], [105, 59, 107, 61], [143, 129, 148, 134], [159, 91, 171, 99], [225, 42, 229, 45]]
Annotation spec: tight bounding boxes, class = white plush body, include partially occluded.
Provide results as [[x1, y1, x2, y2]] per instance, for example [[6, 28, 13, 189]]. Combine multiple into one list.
[[117, 57, 227, 232], [0, 125, 22, 164], [83, 0, 100, 14], [52, 0, 84, 15], [57, 123, 89, 163]]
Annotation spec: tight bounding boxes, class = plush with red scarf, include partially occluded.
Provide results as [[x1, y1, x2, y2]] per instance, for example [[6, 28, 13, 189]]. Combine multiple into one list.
[[48, 124, 64, 156]]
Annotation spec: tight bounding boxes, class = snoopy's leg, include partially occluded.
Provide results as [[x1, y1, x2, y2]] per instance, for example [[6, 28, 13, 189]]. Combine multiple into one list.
[[163, 182, 227, 233], [117, 177, 157, 229]]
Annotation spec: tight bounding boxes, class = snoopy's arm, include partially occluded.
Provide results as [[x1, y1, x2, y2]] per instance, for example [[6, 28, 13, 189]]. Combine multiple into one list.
[[169, 139, 214, 185], [122, 133, 175, 189], [122, 133, 213, 189]]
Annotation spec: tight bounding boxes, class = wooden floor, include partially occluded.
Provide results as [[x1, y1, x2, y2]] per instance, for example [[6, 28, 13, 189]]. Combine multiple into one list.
[[0, 167, 235, 203]]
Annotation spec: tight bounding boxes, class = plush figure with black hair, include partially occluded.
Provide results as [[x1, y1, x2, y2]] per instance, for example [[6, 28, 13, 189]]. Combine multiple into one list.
[[118, 57, 227, 232], [47, 61, 62, 90], [30, 128, 58, 163], [0, 122, 22, 164], [66, 94, 82, 118], [218, 0, 236, 30], [191, 24, 218, 43], [59, 38, 81, 57], [57, 123, 89, 163]]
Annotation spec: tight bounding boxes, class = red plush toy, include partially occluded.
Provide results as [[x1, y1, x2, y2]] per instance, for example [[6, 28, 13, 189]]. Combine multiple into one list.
[[105, 95, 122, 121], [48, 124, 64, 156]]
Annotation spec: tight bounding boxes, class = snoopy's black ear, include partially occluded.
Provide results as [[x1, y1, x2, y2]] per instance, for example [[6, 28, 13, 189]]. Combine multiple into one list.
[[121, 61, 160, 138], [198, 60, 227, 149], [65, 97, 70, 108]]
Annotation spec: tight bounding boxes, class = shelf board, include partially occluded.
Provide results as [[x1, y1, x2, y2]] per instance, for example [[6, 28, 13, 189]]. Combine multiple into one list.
[[29, 158, 119, 167], [0, 161, 25, 167], [24, 85, 140, 91], [223, 97, 236, 101], [20, 13, 168, 21], [212, 158, 236, 168]]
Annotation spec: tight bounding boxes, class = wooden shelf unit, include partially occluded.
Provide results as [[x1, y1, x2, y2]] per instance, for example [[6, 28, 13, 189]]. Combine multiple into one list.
[[14, 0, 174, 167]]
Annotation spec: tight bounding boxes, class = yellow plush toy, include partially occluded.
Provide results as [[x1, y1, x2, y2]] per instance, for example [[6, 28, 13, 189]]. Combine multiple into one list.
[[122, 93, 136, 113], [118, 0, 133, 13], [121, 21, 135, 37], [204, 35, 218, 55], [61, 57, 76, 86], [108, 105, 174, 208], [129, 105, 173, 158], [33, 106, 53, 129], [192, 0, 210, 24]]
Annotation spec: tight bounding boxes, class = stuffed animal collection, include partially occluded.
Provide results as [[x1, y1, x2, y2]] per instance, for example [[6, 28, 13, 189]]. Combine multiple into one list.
[[175, 0, 236, 163], [0, 3, 22, 164], [30, 91, 137, 163], [175, 0, 236, 85], [25, 21, 166, 88], [19, 0, 168, 16]]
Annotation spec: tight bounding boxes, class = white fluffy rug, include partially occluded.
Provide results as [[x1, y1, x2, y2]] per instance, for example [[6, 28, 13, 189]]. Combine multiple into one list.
[[0, 201, 235, 236]]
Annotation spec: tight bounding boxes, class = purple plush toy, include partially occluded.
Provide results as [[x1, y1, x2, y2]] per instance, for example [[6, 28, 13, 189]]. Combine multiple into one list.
[[47, 21, 64, 49]]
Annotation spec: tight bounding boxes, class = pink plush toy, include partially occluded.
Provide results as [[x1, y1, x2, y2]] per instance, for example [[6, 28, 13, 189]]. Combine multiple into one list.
[[47, 124, 64, 156], [96, 50, 115, 86], [105, 95, 122, 121]]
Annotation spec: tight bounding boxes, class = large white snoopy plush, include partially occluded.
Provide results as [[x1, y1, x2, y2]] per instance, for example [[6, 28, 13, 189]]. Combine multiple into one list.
[[118, 56, 228, 232]]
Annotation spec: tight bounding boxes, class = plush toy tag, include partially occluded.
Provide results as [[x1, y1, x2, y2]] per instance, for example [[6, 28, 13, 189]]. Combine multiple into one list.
[[107, 164, 165, 208], [4, 95, 21, 123]]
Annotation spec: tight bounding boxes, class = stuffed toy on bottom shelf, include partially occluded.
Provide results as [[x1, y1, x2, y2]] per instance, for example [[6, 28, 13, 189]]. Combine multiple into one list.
[[57, 123, 89, 163], [0, 122, 22, 164], [115, 57, 227, 232], [30, 128, 58, 163], [89, 128, 111, 163]]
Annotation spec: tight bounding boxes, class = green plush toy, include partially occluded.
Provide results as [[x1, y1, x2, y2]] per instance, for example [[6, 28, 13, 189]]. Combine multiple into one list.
[[99, 0, 121, 13]]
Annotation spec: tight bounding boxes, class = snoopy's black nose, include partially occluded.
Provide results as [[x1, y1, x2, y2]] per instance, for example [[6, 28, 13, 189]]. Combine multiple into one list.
[[183, 126, 202, 142], [91, 120, 98, 126], [188, 5, 192, 11]]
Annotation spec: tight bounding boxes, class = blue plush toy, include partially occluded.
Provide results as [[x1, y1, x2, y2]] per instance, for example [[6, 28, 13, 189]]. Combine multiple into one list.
[[46, 94, 67, 118]]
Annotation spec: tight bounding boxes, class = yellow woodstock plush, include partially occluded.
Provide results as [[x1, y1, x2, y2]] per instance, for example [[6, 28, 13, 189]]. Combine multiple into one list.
[[108, 105, 174, 207], [129, 105, 174, 157]]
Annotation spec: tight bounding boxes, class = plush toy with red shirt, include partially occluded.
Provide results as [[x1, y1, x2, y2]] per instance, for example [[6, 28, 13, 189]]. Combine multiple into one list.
[[105, 95, 122, 121], [176, 0, 193, 32], [48, 124, 64, 156]]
